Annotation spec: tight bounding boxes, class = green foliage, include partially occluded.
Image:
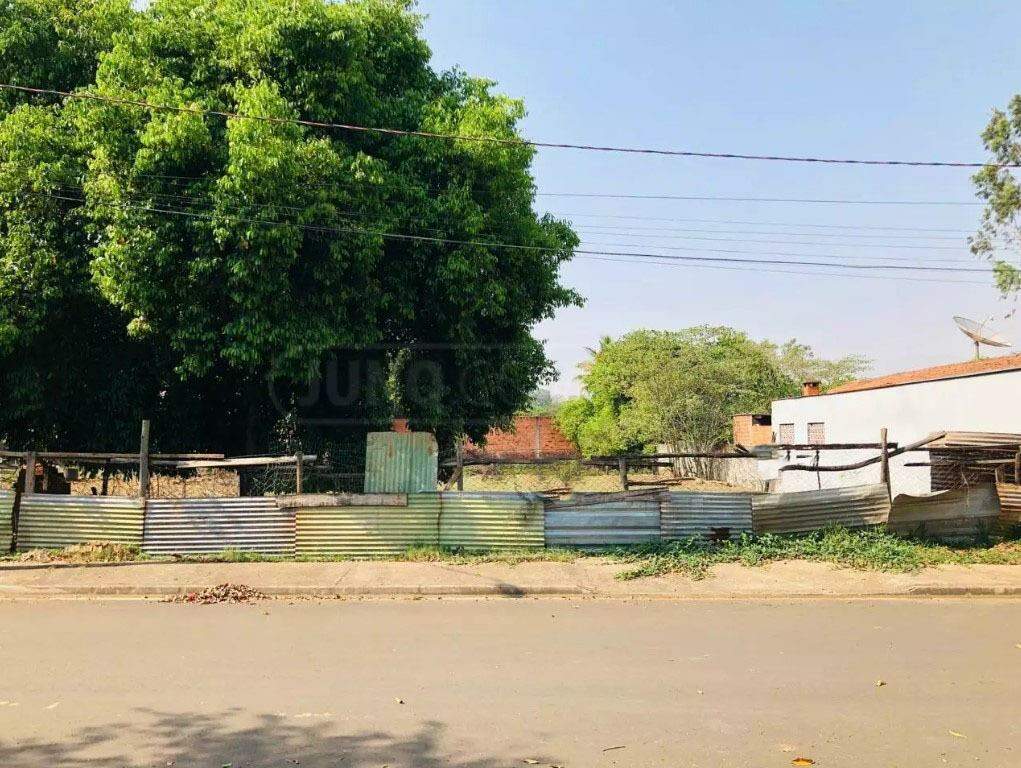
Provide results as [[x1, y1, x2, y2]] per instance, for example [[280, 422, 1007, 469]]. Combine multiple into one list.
[[556, 328, 869, 457], [557, 327, 797, 456], [0, 0, 580, 453], [972, 95, 1021, 293], [612, 527, 1021, 580], [0, 0, 132, 110], [766, 339, 870, 392]]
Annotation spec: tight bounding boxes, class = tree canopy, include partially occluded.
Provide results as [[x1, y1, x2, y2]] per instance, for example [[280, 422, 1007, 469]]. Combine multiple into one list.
[[556, 327, 868, 457], [973, 95, 1021, 294], [0, 0, 579, 454]]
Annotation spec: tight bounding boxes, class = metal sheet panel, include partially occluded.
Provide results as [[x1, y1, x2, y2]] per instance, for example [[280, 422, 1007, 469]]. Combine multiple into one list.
[[16, 494, 144, 551], [889, 483, 1001, 541], [143, 497, 294, 556], [996, 484, 1021, 525], [752, 484, 890, 535], [0, 490, 14, 553], [545, 494, 660, 547], [364, 432, 438, 493], [932, 432, 1021, 449], [295, 498, 435, 558], [661, 492, 754, 541], [412, 492, 545, 551]]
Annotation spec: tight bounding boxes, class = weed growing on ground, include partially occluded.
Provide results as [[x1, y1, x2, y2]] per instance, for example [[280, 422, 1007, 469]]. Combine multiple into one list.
[[609, 527, 1021, 580]]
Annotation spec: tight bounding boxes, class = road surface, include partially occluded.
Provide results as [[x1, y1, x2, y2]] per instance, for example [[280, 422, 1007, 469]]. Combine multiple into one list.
[[0, 598, 1018, 767]]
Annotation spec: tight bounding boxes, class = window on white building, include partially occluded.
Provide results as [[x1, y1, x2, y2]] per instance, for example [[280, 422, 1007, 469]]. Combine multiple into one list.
[[778, 423, 795, 444], [807, 422, 825, 445]]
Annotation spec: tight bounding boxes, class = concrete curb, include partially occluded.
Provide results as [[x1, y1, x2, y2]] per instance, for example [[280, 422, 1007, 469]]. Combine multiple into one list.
[[3, 584, 1021, 599]]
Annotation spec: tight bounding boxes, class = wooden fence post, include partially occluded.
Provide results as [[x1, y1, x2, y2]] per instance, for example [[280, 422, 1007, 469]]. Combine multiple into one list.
[[879, 427, 890, 495], [455, 440, 464, 492], [294, 451, 303, 495], [22, 451, 36, 496], [1014, 450, 1020, 486], [138, 419, 150, 499], [618, 456, 629, 491]]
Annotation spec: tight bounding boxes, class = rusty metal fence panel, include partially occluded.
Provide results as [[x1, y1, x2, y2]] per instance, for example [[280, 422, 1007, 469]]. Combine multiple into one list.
[[295, 495, 434, 558], [889, 483, 1001, 541], [364, 432, 438, 493], [0, 490, 14, 553], [16, 494, 144, 551], [545, 494, 660, 547], [997, 484, 1021, 525], [412, 493, 545, 551], [143, 497, 294, 556], [661, 492, 754, 541], [752, 484, 890, 535]]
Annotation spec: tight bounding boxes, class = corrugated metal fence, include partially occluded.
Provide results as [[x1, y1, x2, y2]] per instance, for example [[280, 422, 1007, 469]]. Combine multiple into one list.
[[143, 497, 294, 556], [414, 493, 545, 551], [16, 494, 144, 551], [889, 484, 1000, 541], [0, 490, 14, 553], [5, 483, 1004, 557], [996, 484, 1021, 526], [752, 484, 890, 535], [294, 495, 433, 557], [545, 494, 660, 548], [662, 492, 754, 541]]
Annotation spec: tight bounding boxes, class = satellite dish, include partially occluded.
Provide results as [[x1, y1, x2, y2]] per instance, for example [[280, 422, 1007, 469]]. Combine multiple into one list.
[[954, 315, 1012, 360]]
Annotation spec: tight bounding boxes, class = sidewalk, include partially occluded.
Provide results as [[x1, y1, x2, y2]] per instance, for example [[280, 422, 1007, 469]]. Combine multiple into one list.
[[3, 558, 1021, 598]]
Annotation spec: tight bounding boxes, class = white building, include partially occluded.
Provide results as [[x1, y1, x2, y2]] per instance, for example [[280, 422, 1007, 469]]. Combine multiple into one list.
[[765, 353, 1021, 496]]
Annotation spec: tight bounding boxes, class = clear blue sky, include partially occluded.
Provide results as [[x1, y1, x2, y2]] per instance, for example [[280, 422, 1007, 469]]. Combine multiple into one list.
[[419, 0, 1021, 396]]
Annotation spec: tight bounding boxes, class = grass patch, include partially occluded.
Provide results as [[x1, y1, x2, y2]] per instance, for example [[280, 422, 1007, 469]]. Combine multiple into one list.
[[394, 544, 579, 565], [12, 542, 146, 564], [609, 527, 1021, 580]]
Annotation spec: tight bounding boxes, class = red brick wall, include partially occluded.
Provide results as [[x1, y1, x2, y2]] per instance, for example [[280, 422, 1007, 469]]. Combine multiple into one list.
[[732, 414, 773, 447], [390, 416, 578, 459]]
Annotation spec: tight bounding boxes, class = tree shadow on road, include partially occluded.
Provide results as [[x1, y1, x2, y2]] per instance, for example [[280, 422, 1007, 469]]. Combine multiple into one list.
[[0, 709, 528, 767]]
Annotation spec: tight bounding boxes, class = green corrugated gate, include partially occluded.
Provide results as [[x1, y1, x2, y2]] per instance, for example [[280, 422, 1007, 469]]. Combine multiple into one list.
[[0, 490, 14, 553], [364, 432, 438, 493], [16, 494, 144, 551]]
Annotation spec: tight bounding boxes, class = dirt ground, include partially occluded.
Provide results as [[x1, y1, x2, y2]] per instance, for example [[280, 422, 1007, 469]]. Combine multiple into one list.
[[459, 465, 751, 493]]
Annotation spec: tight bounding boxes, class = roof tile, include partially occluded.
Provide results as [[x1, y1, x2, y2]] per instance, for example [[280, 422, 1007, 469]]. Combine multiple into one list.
[[827, 352, 1021, 394]]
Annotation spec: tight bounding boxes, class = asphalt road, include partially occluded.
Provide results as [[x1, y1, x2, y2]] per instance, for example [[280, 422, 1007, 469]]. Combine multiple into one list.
[[0, 598, 1018, 767]]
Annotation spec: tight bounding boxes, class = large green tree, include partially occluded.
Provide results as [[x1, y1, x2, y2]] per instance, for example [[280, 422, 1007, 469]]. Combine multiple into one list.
[[973, 95, 1021, 293], [556, 327, 868, 458], [0, 0, 579, 454]]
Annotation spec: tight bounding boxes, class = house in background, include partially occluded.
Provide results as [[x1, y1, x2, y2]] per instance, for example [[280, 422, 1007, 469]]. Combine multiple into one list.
[[763, 353, 1021, 496]]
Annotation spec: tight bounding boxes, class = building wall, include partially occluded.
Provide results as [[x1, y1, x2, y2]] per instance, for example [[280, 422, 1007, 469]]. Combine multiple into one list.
[[733, 414, 773, 447], [391, 416, 578, 460], [464, 415, 578, 459], [770, 369, 1021, 496]]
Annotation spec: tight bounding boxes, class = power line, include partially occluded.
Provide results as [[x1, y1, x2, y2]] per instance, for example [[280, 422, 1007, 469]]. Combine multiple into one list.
[[575, 229, 972, 251], [37, 181, 998, 267], [550, 211, 977, 234], [575, 255, 989, 285], [576, 240, 979, 266], [0, 81, 1012, 169], [538, 192, 982, 205], [571, 222, 968, 241], [63, 183, 981, 254], [30, 190, 994, 276]]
